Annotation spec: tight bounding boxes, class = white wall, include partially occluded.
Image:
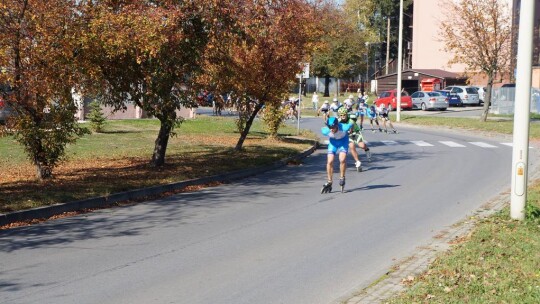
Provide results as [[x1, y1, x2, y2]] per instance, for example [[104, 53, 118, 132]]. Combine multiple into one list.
[[412, 0, 467, 73], [412, 0, 513, 73]]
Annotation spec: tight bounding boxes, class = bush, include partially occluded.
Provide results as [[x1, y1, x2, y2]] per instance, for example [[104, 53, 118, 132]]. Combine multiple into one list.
[[87, 101, 106, 133]]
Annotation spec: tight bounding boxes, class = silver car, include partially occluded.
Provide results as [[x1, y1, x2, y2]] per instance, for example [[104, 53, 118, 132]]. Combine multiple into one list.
[[443, 86, 480, 105], [410, 91, 448, 111]]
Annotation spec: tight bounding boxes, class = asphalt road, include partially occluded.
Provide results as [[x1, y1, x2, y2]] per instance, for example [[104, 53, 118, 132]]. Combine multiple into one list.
[[0, 114, 532, 304]]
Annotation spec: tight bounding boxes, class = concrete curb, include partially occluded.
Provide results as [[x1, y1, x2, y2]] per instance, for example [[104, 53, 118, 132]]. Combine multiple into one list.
[[0, 140, 319, 227]]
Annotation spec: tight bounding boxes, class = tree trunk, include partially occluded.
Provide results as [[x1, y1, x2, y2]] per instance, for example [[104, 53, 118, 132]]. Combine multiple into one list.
[[151, 120, 172, 167], [32, 138, 52, 180], [480, 75, 494, 122], [35, 163, 52, 180], [235, 103, 264, 151], [323, 75, 331, 97]]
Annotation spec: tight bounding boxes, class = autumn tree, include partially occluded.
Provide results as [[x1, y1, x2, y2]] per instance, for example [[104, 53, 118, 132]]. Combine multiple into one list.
[[80, 0, 235, 166], [440, 0, 512, 121], [203, 0, 321, 147], [311, 3, 367, 97], [0, 0, 89, 180], [361, 0, 413, 68]]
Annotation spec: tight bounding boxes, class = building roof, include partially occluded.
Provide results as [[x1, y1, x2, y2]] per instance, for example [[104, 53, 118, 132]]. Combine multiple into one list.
[[376, 69, 467, 80], [413, 69, 466, 79]]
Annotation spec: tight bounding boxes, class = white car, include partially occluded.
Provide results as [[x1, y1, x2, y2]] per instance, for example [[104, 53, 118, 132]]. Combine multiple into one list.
[[443, 86, 480, 106], [471, 86, 487, 104], [410, 91, 448, 111]]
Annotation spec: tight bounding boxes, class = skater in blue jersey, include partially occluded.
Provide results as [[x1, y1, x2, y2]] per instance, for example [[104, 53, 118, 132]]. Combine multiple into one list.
[[321, 116, 352, 193]]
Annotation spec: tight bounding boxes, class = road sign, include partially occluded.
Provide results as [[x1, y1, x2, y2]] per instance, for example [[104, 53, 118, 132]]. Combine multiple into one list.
[[296, 63, 309, 79]]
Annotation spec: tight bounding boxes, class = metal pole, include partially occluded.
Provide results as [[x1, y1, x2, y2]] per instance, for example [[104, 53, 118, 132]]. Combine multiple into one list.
[[396, 0, 403, 122], [386, 17, 390, 75], [511, 0, 535, 220], [365, 42, 369, 86], [297, 75, 301, 135]]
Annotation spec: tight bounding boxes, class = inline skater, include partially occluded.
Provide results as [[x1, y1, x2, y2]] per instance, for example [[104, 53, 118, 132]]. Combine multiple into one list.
[[321, 116, 352, 193], [357, 101, 367, 130], [329, 98, 340, 117], [348, 111, 372, 163], [338, 108, 372, 172], [367, 104, 382, 132], [378, 104, 398, 134], [343, 95, 354, 112], [318, 100, 330, 122]]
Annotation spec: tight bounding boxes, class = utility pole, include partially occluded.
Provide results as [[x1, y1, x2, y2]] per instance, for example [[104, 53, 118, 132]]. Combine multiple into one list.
[[396, 0, 403, 122], [386, 17, 390, 75], [365, 42, 370, 88], [511, 0, 535, 220]]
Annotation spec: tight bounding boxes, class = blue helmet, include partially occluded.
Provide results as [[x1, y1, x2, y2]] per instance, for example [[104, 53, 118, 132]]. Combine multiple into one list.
[[327, 117, 338, 128]]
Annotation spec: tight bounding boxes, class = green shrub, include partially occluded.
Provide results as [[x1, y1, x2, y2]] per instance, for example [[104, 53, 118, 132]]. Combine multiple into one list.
[[87, 100, 106, 133]]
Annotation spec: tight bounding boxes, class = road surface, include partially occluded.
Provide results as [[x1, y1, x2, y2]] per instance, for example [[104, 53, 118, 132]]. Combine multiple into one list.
[[1, 116, 532, 304]]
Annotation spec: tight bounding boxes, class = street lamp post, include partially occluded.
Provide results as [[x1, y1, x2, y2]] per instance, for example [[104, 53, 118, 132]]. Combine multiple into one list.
[[365, 42, 370, 94]]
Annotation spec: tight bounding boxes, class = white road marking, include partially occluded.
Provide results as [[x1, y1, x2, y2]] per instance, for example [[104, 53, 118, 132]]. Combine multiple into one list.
[[410, 140, 434, 147], [439, 141, 466, 147], [500, 142, 533, 148], [469, 142, 497, 148]]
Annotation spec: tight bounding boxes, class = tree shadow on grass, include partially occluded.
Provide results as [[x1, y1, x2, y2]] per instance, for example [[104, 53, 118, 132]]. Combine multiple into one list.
[[99, 130, 143, 134], [280, 136, 317, 145]]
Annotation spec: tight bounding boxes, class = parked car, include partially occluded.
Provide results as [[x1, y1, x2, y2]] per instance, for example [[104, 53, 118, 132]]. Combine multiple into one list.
[[374, 89, 413, 111], [442, 85, 480, 105], [435, 90, 463, 107], [410, 91, 448, 111], [0, 85, 11, 124], [471, 86, 487, 104]]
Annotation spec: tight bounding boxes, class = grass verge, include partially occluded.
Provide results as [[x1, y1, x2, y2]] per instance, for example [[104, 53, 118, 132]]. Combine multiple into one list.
[[378, 113, 540, 303], [0, 116, 316, 213], [387, 186, 540, 303]]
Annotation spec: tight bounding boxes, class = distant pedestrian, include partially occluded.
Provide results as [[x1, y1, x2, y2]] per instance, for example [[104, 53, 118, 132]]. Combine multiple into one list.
[[312, 92, 319, 110]]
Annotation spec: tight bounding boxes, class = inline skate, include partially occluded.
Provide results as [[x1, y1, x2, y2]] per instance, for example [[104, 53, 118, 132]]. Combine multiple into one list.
[[321, 181, 332, 194]]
